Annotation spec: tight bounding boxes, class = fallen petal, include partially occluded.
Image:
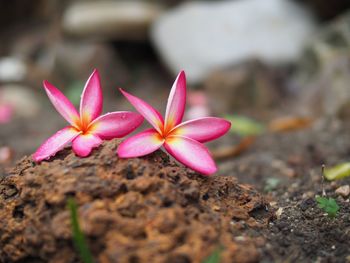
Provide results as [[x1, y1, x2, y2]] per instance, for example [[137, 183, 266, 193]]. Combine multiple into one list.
[[0, 104, 13, 123], [171, 117, 231, 143], [80, 69, 103, 125], [43, 81, 80, 127], [324, 162, 350, 181], [72, 133, 103, 157], [120, 88, 164, 133], [164, 135, 217, 176], [117, 129, 164, 158], [164, 71, 186, 132], [33, 127, 80, 162], [89, 111, 144, 140]]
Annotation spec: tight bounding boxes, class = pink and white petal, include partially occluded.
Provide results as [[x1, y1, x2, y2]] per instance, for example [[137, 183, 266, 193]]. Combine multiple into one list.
[[72, 133, 103, 157], [164, 135, 217, 176], [119, 88, 164, 133], [33, 127, 81, 162], [117, 129, 164, 158], [164, 71, 186, 131], [80, 69, 103, 125], [43, 81, 80, 127], [171, 117, 231, 143], [89, 111, 144, 140]]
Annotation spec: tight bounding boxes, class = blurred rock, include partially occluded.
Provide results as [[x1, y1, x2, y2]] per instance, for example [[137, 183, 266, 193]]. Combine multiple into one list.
[[63, 1, 164, 40], [0, 57, 27, 82], [335, 185, 350, 198], [292, 11, 350, 119], [204, 61, 287, 114], [0, 85, 40, 118], [152, 0, 317, 83]]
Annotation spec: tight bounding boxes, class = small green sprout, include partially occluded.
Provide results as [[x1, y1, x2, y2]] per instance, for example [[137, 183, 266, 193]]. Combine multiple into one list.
[[203, 247, 222, 263], [264, 177, 280, 192], [315, 196, 339, 218], [68, 198, 94, 263]]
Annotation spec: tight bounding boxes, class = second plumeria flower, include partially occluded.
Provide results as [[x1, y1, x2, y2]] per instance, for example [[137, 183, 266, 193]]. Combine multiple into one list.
[[118, 71, 231, 176], [33, 69, 143, 162]]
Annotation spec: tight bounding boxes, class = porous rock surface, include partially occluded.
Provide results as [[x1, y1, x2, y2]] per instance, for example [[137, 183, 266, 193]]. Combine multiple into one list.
[[0, 140, 269, 263]]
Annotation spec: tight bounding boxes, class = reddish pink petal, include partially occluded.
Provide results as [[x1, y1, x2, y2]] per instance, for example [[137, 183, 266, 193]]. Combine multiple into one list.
[[164, 135, 217, 176], [72, 133, 103, 157], [171, 117, 231, 143], [33, 127, 81, 162], [119, 88, 164, 133], [80, 69, 103, 125], [43, 80, 80, 127], [117, 129, 164, 158], [164, 71, 186, 132], [89, 111, 144, 140]]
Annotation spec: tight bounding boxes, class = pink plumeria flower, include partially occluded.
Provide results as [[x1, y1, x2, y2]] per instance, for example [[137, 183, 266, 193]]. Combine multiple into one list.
[[33, 69, 143, 162], [118, 71, 231, 176]]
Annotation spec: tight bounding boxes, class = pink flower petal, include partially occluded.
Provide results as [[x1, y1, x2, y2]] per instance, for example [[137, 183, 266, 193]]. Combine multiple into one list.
[[89, 111, 144, 140], [80, 69, 103, 125], [0, 104, 13, 124], [164, 71, 186, 132], [171, 117, 231, 143], [43, 80, 80, 127], [33, 127, 81, 162], [72, 133, 103, 157], [117, 129, 164, 158], [164, 135, 217, 176], [119, 88, 164, 133]]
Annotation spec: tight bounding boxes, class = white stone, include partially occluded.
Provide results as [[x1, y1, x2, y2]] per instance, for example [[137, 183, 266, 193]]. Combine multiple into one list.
[[151, 0, 317, 83], [0, 57, 27, 82], [63, 1, 164, 40]]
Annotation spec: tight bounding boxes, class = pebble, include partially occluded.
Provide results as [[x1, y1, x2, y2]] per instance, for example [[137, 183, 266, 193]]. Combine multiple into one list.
[[335, 185, 350, 198], [0, 57, 27, 82], [63, 1, 164, 40]]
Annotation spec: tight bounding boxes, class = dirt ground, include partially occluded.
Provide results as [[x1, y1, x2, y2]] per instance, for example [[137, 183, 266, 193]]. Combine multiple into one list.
[[0, 139, 270, 263], [220, 120, 350, 263], [1, 115, 350, 263]]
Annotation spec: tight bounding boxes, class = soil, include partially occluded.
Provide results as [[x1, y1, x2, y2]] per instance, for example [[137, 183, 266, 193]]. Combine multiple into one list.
[[2, 106, 350, 263], [0, 140, 271, 263], [220, 121, 350, 263]]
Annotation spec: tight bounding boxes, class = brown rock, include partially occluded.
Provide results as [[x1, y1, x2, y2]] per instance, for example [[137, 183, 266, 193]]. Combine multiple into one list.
[[0, 140, 270, 263]]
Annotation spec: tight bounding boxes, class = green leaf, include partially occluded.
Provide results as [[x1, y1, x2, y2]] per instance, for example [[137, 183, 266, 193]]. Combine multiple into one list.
[[316, 196, 339, 218], [225, 115, 265, 137], [324, 162, 350, 181], [203, 247, 222, 263], [68, 198, 94, 263]]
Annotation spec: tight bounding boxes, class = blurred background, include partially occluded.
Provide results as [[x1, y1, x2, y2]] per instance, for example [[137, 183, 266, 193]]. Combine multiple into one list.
[[0, 0, 350, 167]]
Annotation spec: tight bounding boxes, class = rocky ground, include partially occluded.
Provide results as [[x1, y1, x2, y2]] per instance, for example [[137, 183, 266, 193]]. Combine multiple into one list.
[[1, 118, 350, 263]]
